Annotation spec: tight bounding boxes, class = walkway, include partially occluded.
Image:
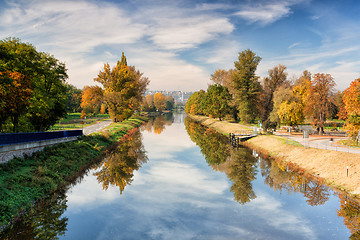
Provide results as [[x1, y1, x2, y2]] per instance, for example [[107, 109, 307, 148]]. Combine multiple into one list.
[[83, 119, 112, 135], [275, 132, 360, 154]]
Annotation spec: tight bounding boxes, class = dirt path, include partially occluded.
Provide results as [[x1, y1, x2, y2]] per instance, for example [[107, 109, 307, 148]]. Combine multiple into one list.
[[188, 114, 360, 198]]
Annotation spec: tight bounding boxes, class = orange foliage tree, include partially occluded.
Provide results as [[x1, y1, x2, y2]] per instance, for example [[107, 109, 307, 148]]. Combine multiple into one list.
[[340, 78, 360, 140], [304, 73, 336, 133], [0, 71, 32, 132], [154, 92, 166, 112], [94, 53, 149, 122], [80, 85, 104, 116]]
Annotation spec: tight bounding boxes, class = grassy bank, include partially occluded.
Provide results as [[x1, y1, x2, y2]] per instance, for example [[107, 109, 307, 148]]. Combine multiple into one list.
[[187, 114, 360, 199], [0, 115, 147, 229]]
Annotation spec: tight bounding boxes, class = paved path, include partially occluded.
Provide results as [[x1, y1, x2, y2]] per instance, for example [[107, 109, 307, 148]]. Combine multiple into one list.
[[83, 120, 112, 135], [275, 132, 360, 154]]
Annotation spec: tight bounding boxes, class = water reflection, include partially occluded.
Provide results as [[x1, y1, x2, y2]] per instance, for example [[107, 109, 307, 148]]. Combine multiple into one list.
[[259, 157, 330, 206], [185, 116, 360, 238], [0, 191, 68, 240], [4, 114, 360, 239], [0, 126, 147, 239], [142, 113, 174, 135], [94, 129, 147, 193], [338, 195, 360, 239]]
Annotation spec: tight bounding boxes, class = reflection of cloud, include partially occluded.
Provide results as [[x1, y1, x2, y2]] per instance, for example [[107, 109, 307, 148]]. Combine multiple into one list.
[[66, 169, 119, 212], [142, 123, 196, 159], [248, 192, 317, 240], [133, 161, 229, 199]]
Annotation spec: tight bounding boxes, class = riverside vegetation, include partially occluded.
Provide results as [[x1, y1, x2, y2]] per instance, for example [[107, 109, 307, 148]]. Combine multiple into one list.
[[188, 114, 360, 201], [0, 115, 147, 229]]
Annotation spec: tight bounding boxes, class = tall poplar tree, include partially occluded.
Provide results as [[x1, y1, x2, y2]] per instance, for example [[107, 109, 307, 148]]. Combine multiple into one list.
[[232, 49, 261, 123]]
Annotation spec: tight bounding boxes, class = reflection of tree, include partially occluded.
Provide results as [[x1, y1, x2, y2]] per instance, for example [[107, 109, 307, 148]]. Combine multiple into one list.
[[153, 115, 166, 135], [141, 113, 174, 135], [185, 117, 230, 166], [337, 195, 360, 239], [303, 181, 329, 206], [260, 157, 330, 206], [225, 148, 257, 204], [164, 112, 174, 123], [185, 117, 256, 204], [185, 117, 332, 207], [0, 191, 68, 240], [94, 129, 147, 194]]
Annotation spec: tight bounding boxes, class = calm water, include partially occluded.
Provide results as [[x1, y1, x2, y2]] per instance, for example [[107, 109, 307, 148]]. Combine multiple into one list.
[[2, 113, 360, 239]]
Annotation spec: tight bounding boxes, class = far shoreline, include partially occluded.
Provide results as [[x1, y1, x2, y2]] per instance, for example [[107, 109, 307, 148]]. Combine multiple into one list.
[[187, 114, 360, 200]]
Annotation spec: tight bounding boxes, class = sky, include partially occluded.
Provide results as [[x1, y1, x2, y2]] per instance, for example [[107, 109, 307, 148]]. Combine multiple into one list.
[[0, 0, 359, 91]]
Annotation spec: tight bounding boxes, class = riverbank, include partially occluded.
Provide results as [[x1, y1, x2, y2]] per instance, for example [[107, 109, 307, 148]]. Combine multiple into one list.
[[187, 114, 360, 199], [0, 115, 147, 229]]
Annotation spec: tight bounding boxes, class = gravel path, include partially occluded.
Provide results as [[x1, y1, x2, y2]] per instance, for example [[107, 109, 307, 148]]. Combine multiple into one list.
[[275, 133, 360, 154], [82, 120, 112, 135]]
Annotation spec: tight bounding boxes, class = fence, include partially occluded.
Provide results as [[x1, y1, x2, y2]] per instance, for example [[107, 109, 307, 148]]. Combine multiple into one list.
[[0, 130, 83, 146]]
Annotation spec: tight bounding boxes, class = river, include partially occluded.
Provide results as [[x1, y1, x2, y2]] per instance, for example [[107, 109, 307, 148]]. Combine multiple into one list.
[[1, 113, 360, 239]]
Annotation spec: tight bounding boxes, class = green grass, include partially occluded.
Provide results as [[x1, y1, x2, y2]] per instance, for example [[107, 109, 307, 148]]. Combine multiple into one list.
[[0, 115, 146, 228]]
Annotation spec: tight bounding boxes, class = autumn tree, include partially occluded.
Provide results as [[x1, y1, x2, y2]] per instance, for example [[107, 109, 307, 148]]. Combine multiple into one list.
[[270, 71, 311, 126], [304, 73, 336, 133], [210, 69, 236, 89], [80, 85, 104, 116], [154, 92, 166, 112], [94, 52, 149, 122], [231, 49, 262, 123], [143, 94, 155, 112], [340, 78, 360, 140], [261, 64, 288, 122]]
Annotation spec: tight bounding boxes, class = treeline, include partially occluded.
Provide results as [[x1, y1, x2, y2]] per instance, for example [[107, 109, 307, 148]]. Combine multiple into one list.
[[0, 37, 150, 132], [0, 38, 68, 132], [185, 49, 360, 140]]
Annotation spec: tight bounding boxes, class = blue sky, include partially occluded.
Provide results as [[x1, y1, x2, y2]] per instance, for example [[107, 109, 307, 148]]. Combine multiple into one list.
[[0, 0, 359, 91]]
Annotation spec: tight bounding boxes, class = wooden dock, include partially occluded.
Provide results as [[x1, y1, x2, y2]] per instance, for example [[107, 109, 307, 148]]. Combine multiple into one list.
[[229, 131, 257, 148]]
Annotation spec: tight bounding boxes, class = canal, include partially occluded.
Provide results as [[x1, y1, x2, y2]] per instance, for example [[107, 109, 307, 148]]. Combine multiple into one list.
[[1, 113, 360, 239]]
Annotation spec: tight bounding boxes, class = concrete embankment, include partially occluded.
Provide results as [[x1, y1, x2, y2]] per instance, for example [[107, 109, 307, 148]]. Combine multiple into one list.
[[187, 114, 360, 199]]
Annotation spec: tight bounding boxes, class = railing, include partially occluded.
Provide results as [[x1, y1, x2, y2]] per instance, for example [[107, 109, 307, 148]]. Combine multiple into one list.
[[0, 130, 83, 146]]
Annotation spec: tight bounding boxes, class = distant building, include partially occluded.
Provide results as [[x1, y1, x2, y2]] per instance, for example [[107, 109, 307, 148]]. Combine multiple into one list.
[[145, 91, 194, 105]]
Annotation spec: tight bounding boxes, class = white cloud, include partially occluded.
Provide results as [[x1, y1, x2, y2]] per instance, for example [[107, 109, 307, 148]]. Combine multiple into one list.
[[234, 2, 292, 25], [149, 16, 234, 50], [0, 0, 235, 90]]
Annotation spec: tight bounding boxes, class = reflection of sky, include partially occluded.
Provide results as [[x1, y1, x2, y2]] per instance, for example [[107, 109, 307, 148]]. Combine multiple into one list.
[[61, 115, 350, 240]]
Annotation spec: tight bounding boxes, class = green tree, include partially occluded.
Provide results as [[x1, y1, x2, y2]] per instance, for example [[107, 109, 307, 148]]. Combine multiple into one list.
[[185, 90, 206, 115], [65, 84, 82, 113], [204, 84, 232, 120], [232, 49, 262, 123], [165, 95, 175, 110], [27, 52, 68, 131], [94, 52, 149, 122], [0, 38, 68, 132]]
